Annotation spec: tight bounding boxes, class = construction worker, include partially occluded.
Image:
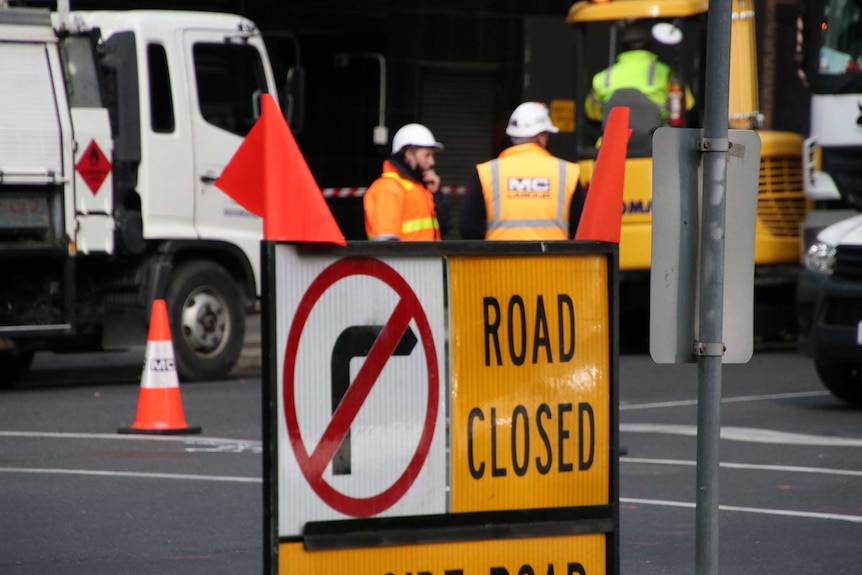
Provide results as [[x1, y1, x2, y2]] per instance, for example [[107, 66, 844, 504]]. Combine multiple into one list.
[[364, 123, 448, 241], [458, 102, 586, 241], [585, 21, 694, 124]]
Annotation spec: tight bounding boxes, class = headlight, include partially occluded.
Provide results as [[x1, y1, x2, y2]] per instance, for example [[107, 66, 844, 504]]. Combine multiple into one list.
[[805, 242, 837, 274]]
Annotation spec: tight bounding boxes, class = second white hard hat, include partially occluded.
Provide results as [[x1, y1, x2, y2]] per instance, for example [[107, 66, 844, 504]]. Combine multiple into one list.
[[506, 102, 560, 138], [391, 123, 444, 154]]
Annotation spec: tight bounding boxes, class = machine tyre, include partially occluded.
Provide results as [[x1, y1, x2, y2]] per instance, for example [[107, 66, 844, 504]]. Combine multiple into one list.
[[814, 358, 862, 406], [166, 260, 245, 382], [0, 350, 35, 387]]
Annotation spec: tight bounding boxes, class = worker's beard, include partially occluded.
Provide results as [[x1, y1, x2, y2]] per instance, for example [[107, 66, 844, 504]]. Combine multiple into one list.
[[390, 155, 425, 185]]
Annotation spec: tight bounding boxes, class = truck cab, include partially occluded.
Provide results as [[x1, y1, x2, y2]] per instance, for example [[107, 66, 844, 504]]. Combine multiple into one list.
[[797, 0, 862, 249], [0, 8, 284, 382]]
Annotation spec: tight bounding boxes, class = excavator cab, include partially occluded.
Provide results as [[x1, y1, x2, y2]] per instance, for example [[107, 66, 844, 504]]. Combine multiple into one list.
[[570, 4, 708, 160], [565, 0, 806, 291]]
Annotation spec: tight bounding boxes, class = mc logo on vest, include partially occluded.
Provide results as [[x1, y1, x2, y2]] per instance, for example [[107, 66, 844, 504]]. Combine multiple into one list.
[[507, 177, 551, 198]]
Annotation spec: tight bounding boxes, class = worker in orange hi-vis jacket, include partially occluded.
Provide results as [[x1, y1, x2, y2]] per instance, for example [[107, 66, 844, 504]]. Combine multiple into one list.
[[364, 123, 450, 241]]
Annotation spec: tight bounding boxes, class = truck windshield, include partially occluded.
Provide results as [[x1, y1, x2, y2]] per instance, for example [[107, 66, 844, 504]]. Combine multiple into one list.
[[819, 0, 862, 74]]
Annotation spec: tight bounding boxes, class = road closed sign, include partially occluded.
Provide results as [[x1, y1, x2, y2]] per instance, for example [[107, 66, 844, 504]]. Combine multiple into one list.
[[448, 254, 611, 512], [274, 247, 447, 536], [263, 242, 618, 575]]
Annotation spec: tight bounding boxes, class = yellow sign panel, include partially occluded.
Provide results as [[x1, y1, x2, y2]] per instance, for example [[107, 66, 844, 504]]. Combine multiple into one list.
[[448, 255, 610, 512], [281, 533, 605, 574], [550, 99, 576, 133]]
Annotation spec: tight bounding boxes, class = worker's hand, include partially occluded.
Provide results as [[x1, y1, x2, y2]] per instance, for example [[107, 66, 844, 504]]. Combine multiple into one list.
[[422, 169, 440, 193]]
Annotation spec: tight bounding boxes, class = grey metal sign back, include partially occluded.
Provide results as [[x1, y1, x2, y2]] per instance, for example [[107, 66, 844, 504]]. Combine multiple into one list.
[[650, 127, 761, 364]]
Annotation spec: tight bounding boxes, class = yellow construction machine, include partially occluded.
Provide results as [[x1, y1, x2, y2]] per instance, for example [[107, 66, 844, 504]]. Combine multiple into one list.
[[567, 0, 806, 342]]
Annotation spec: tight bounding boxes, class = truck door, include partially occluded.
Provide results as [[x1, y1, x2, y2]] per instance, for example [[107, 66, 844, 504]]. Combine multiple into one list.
[[182, 31, 268, 265]]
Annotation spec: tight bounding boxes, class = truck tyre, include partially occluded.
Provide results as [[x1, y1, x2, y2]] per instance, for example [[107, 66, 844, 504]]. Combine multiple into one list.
[[814, 359, 862, 406], [0, 350, 35, 387], [166, 260, 245, 382]]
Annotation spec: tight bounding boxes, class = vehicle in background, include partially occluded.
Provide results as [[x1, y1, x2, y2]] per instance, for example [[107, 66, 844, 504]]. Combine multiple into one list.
[[565, 0, 807, 342], [0, 6, 298, 384], [797, 214, 862, 405], [797, 0, 862, 252]]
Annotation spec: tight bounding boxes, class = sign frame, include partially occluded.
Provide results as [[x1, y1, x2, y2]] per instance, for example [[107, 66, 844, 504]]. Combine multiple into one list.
[[262, 241, 620, 575]]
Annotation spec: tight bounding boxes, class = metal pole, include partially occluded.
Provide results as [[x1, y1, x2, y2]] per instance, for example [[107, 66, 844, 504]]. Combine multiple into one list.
[[696, 0, 733, 574]]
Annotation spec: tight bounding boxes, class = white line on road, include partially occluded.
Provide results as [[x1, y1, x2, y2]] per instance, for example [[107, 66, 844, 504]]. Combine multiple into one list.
[[621, 423, 862, 447], [620, 390, 829, 411], [0, 467, 262, 483], [0, 430, 262, 447], [621, 497, 862, 523], [623, 457, 862, 477]]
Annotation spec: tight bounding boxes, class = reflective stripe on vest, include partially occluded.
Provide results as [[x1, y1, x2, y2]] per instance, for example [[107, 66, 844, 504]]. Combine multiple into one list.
[[381, 171, 414, 189], [486, 158, 568, 234], [402, 216, 439, 234], [604, 59, 657, 88]]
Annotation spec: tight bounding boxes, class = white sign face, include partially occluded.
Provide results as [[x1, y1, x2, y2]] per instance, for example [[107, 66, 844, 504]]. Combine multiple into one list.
[[275, 246, 447, 536]]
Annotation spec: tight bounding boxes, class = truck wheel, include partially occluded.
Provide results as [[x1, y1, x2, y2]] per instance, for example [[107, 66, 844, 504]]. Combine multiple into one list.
[[814, 359, 862, 406], [166, 260, 245, 382], [0, 350, 35, 387]]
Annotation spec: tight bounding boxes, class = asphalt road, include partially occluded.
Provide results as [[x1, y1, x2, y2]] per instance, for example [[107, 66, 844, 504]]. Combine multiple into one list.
[[1, 341, 860, 575]]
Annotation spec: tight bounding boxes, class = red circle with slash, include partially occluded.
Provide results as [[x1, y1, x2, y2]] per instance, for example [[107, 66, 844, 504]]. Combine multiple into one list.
[[283, 256, 439, 516]]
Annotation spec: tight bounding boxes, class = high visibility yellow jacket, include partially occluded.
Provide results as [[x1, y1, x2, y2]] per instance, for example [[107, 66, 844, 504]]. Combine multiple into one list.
[[364, 160, 441, 241], [586, 50, 694, 122], [476, 143, 579, 241]]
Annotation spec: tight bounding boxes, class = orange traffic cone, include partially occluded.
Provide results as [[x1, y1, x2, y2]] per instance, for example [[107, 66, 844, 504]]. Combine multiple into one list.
[[575, 106, 632, 243], [118, 300, 201, 435]]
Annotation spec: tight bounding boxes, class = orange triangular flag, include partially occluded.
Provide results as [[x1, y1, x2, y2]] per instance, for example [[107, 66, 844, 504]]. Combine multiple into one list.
[[575, 106, 631, 243], [216, 94, 346, 245]]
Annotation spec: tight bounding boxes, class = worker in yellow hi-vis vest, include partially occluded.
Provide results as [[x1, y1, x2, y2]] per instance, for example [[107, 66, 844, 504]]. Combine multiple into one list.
[[585, 21, 694, 125], [364, 123, 449, 241], [459, 102, 586, 241]]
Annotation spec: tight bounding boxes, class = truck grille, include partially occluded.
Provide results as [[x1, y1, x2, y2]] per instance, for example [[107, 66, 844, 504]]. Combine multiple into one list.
[[757, 155, 805, 238], [823, 297, 862, 326], [833, 245, 862, 279]]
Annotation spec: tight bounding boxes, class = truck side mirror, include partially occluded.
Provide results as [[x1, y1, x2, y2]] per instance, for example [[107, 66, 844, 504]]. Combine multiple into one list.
[[252, 89, 262, 120], [286, 66, 306, 135]]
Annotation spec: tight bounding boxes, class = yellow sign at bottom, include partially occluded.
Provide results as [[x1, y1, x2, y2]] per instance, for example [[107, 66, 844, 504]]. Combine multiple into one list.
[[280, 533, 605, 575]]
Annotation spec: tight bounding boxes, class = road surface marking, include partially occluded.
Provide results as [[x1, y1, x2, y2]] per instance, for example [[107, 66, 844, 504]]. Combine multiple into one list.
[[620, 423, 862, 447], [0, 467, 261, 483], [622, 497, 862, 523], [621, 391, 829, 411], [0, 430, 262, 448], [622, 457, 862, 477]]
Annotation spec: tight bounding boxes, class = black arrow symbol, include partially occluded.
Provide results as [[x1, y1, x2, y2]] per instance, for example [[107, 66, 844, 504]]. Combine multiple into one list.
[[330, 325, 418, 475]]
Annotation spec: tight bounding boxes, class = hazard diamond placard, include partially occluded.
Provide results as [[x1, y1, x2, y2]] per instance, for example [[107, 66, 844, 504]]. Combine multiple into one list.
[[274, 246, 446, 536], [75, 139, 111, 195]]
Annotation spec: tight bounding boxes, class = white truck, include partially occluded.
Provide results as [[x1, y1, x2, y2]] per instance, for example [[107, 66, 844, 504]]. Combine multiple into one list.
[[0, 7, 291, 383]]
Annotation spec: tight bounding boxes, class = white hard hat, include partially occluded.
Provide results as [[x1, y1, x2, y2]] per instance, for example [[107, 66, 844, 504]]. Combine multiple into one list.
[[506, 102, 560, 138], [392, 123, 444, 154]]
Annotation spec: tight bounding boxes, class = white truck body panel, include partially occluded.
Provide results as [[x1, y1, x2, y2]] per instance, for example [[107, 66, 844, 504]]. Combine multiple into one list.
[[805, 95, 862, 202], [0, 41, 64, 183], [182, 28, 266, 290], [810, 94, 862, 147], [71, 108, 114, 254]]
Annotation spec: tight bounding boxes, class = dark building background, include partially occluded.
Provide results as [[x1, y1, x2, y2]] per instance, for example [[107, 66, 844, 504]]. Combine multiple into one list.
[[65, 0, 811, 238]]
